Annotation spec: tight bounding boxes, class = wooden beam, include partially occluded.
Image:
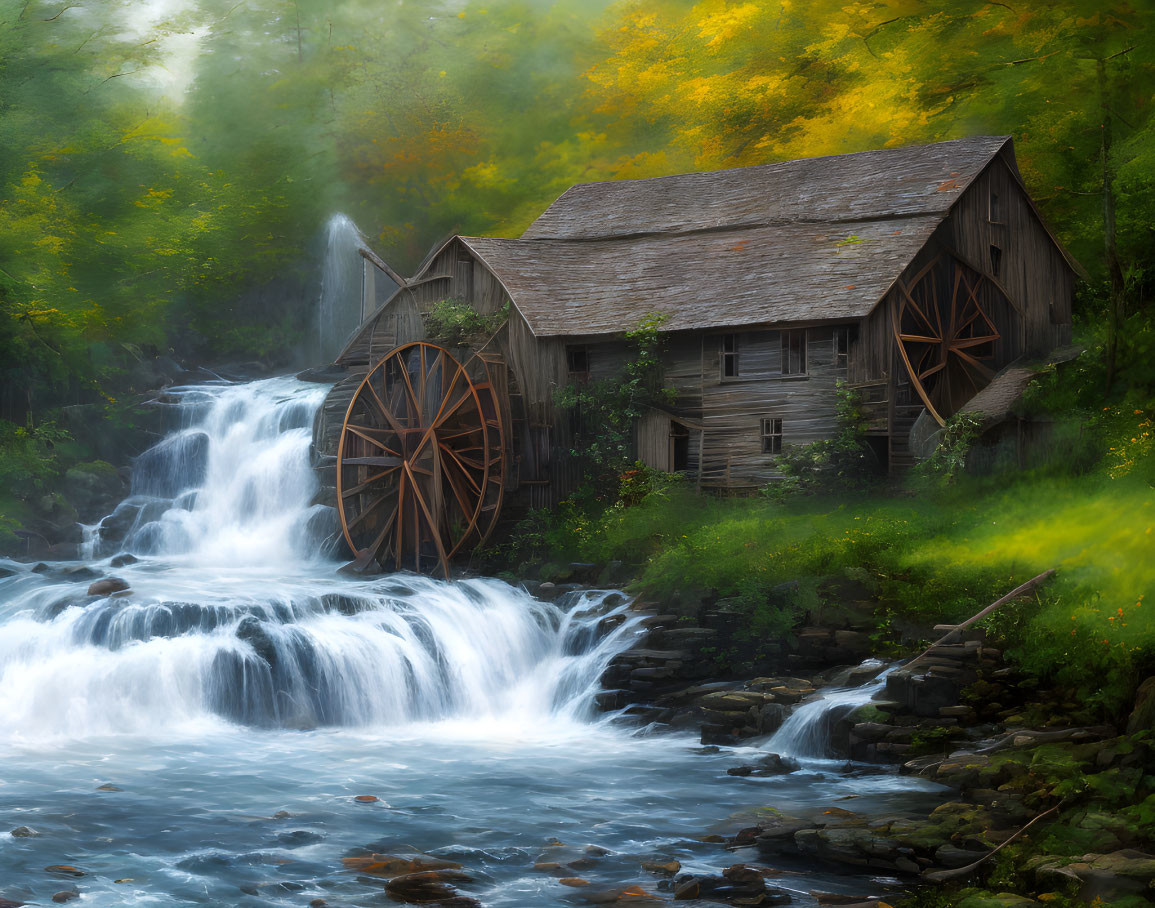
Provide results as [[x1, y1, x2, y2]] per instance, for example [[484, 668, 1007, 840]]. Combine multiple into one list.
[[358, 246, 409, 289]]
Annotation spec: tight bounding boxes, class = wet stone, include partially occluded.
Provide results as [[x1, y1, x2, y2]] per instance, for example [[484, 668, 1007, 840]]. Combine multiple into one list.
[[276, 829, 323, 847], [641, 860, 681, 875], [51, 893, 78, 904], [88, 577, 130, 596], [10, 826, 40, 837], [44, 866, 85, 877]]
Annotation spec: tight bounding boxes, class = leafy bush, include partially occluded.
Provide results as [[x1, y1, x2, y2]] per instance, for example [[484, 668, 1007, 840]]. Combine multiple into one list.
[[915, 410, 982, 486], [424, 299, 509, 347], [771, 383, 880, 495], [555, 313, 675, 485]]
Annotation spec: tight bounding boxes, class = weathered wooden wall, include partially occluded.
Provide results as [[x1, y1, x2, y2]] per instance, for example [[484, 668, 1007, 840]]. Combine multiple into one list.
[[941, 155, 1074, 354]]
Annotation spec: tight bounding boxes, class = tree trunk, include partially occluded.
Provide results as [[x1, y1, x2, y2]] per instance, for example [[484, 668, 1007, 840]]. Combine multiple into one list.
[[1099, 57, 1126, 390]]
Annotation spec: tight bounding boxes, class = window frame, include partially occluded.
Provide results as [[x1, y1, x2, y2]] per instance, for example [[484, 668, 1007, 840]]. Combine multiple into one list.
[[760, 417, 783, 455], [780, 329, 807, 376], [720, 333, 740, 379], [833, 326, 850, 372], [989, 189, 1002, 224], [989, 244, 1003, 278], [566, 345, 591, 383]]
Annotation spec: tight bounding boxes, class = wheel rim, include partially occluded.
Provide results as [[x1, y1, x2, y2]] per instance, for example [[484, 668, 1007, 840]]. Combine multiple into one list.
[[893, 256, 1001, 425], [336, 342, 501, 576]]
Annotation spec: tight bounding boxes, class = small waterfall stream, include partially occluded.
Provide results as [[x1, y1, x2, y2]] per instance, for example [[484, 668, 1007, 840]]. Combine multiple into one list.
[[766, 661, 894, 761], [317, 213, 368, 363]]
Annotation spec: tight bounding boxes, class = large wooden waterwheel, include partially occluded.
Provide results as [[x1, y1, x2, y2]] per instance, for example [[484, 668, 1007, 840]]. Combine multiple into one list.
[[336, 342, 505, 577], [892, 255, 1003, 426]]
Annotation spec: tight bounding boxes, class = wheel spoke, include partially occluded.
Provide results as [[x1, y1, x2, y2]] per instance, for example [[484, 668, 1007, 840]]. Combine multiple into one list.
[[344, 425, 401, 455], [953, 348, 995, 378], [342, 468, 398, 498], [900, 333, 942, 345], [951, 334, 1000, 350]]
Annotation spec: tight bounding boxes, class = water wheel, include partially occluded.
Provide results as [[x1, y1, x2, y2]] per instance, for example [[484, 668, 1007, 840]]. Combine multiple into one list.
[[336, 342, 505, 577], [892, 256, 1002, 426]]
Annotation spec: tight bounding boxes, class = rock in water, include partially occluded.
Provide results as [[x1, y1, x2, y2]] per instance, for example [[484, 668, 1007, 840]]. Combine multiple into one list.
[[44, 866, 85, 877], [235, 616, 277, 666], [51, 893, 79, 904], [109, 553, 138, 568], [10, 826, 40, 837], [87, 577, 130, 596]]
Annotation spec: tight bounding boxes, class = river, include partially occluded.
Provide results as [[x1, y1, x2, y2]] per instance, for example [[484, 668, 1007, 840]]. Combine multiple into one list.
[[0, 377, 944, 906]]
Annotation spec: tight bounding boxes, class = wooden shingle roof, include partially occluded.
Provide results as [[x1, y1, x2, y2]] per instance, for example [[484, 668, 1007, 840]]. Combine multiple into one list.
[[461, 216, 942, 336], [460, 137, 1027, 337], [523, 135, 1012, 241]]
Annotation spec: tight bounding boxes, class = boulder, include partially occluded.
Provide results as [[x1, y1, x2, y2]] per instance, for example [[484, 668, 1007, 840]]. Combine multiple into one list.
[[64, 461, 126, 522], [1126, 676, 1155, 734], [235, 616, 277, 666], [88, 577, 130, 596]]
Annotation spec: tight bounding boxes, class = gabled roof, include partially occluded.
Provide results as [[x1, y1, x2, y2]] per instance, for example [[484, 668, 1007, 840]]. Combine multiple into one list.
[[461, 217, 942, 336], [412, 136, 1077, 339], [523, 135, 1012, 241]]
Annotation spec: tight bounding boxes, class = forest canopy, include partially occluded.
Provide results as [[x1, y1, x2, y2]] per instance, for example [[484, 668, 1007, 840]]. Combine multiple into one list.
[[0, 0, 1153, 424]]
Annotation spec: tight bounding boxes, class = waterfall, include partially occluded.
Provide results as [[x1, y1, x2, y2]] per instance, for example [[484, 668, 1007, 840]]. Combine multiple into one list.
[[90, 377, 334, 566], [317, 213, 368, 363], [1, 378, 642, 743], [765, 661, 894, 760]]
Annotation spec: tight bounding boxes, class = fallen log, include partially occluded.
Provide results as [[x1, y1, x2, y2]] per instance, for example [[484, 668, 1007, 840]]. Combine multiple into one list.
[[902, 569, 1055, 674]]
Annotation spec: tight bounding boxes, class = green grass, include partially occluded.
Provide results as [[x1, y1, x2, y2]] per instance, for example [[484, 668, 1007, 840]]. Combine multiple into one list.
[[544, 467, 1154, 716]]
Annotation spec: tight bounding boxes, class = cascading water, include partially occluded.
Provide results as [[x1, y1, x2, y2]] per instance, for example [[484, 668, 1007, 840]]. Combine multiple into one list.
[[9, 378, 639, 740], [0, 378, 945, 907], [317, 213, 369, 363], [765, 660, 895, 761]]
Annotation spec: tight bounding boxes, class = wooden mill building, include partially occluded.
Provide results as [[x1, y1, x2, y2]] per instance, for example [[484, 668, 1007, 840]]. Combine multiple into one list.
[[321, 135, 1076, 506], [316, 135, 1079, 570]]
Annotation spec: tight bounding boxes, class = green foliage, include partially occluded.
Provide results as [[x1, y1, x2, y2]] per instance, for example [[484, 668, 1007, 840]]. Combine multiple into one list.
[[771, 383, 879, 496], [0, 420, 71, 499], [424, 299, 510, 347], [555, 314, 674, 483], [915, 411, 983, 487]]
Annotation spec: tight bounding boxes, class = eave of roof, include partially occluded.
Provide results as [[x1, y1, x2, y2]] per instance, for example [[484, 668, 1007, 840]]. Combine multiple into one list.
[[461, 216, 942, 337]]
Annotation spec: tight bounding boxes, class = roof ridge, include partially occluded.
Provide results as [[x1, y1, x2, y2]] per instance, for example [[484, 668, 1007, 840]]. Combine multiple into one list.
[[547, 135, 1011, 195]]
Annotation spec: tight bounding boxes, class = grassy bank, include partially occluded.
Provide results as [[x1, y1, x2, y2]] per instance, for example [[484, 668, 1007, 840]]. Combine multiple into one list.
[[505, 401, 1155, 719]]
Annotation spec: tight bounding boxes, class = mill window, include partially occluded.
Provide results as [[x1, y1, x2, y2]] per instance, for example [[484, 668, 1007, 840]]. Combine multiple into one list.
[[761, 418, 783, 455], [833, 326, 850, 372], [989, 189, 1002, 223], [566, 346, 590, 383], [720, 334, 739, 378], [989, 244, 1003, 278], [781, 329, 807, 375], [669, 422, 690, 472]]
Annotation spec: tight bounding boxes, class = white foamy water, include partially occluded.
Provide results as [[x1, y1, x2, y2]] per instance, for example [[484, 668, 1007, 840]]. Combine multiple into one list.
[[765, 661, 895, 761]]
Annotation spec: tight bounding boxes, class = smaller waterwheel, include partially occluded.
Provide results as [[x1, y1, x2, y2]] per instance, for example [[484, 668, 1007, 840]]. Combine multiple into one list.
[[892, 256, 1003, 426], [336, 342, 505, 577]]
